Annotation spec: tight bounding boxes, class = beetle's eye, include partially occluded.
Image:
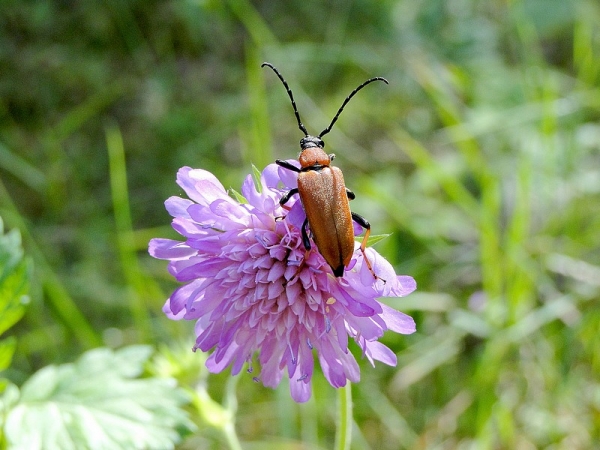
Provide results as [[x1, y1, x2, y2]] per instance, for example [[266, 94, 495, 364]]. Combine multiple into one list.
[[318, 139, 325, 148]]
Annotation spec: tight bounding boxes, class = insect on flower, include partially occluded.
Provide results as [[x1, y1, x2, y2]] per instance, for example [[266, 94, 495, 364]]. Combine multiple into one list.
[[148, 64, 416, 403], [262, 62, 387, 280]]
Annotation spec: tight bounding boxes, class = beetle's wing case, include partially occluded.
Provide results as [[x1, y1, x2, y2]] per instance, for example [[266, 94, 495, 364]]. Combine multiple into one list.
[[297, 166, 355, 276]]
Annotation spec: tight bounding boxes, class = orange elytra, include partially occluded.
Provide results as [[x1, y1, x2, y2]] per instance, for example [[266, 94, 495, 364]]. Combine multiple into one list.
[[262, 62, 387, 280]]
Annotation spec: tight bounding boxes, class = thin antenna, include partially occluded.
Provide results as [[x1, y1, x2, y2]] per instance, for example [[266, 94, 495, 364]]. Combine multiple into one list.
[[318, 77, 388, 138], [261, 62, 308, 136]]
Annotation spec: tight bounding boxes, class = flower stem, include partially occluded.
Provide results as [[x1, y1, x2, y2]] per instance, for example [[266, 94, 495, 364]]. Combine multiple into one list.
[[334, 382, 353, 450], [222, 421, 242, 450], [222, 375, 242, 450]]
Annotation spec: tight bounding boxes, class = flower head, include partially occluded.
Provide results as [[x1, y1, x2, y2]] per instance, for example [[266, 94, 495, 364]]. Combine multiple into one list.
[[149, 163, 416, 402]]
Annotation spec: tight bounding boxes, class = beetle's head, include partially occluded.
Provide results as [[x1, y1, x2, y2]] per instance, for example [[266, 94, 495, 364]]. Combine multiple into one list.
[[300, 135, 325, 150], [299, 136, 330, 168]]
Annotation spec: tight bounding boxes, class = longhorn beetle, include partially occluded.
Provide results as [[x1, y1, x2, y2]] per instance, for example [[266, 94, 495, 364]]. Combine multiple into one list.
[[262, 62, 388, 280]]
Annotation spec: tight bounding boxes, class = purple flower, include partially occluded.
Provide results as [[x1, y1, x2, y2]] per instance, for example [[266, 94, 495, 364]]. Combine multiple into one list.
[[149, 164, 416, 402]]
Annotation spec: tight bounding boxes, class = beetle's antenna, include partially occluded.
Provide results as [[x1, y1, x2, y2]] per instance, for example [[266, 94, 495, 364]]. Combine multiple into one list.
[[318, 77, 388, 139], [262, 62, 309, 136]]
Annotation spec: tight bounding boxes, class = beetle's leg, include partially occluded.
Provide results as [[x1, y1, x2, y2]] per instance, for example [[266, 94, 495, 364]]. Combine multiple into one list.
[[351, 212, 386, 283], [276, 159, 301, 172], [301, 217, 312, 251], [346, 188, 355, 200], [279, 187, 298, 210], [351, 212, 371, 253], [275, 162, 301, 212]]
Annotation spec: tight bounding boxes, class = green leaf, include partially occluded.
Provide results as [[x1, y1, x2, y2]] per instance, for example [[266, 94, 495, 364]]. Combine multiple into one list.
[[4, 346, 194, 450], [0, 337, 16, 373], [359, 233, 391, 246], [229, 187, 247, 204], [251, 164, 263, 193], [0, 217, 30, 372]]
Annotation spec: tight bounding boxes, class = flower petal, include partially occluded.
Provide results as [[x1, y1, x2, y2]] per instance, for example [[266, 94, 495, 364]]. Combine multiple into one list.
[[365, 340, 397, 366], [149, 163, 416, 403], [177, 167, 233, 207], [148, 238, 196, 260], [381, 303, 416, 334]]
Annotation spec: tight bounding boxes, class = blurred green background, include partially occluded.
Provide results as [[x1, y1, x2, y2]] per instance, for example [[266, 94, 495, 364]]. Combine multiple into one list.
[[1, 0, 600, 448]]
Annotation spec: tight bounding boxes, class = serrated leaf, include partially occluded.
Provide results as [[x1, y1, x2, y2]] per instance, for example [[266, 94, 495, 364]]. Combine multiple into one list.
[[0, 217, 30, 373], [4, 346, 194, 450], [0, 218, 24, 285], [0, 261, 30, 336], [0, 381, 20, 416], [0, 337, 17, 372]]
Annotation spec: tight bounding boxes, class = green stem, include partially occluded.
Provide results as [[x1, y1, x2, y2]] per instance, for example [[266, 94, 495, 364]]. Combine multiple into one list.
[[334, 383, 353, 450], [192, 376, 242, 450], [222, 421, 242, 450], [222, 376, 242, 450], [105, 124, 152, 342]]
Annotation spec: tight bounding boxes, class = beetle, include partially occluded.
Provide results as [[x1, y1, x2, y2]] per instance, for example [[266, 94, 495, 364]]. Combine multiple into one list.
[[262, 62, 388, 280]]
